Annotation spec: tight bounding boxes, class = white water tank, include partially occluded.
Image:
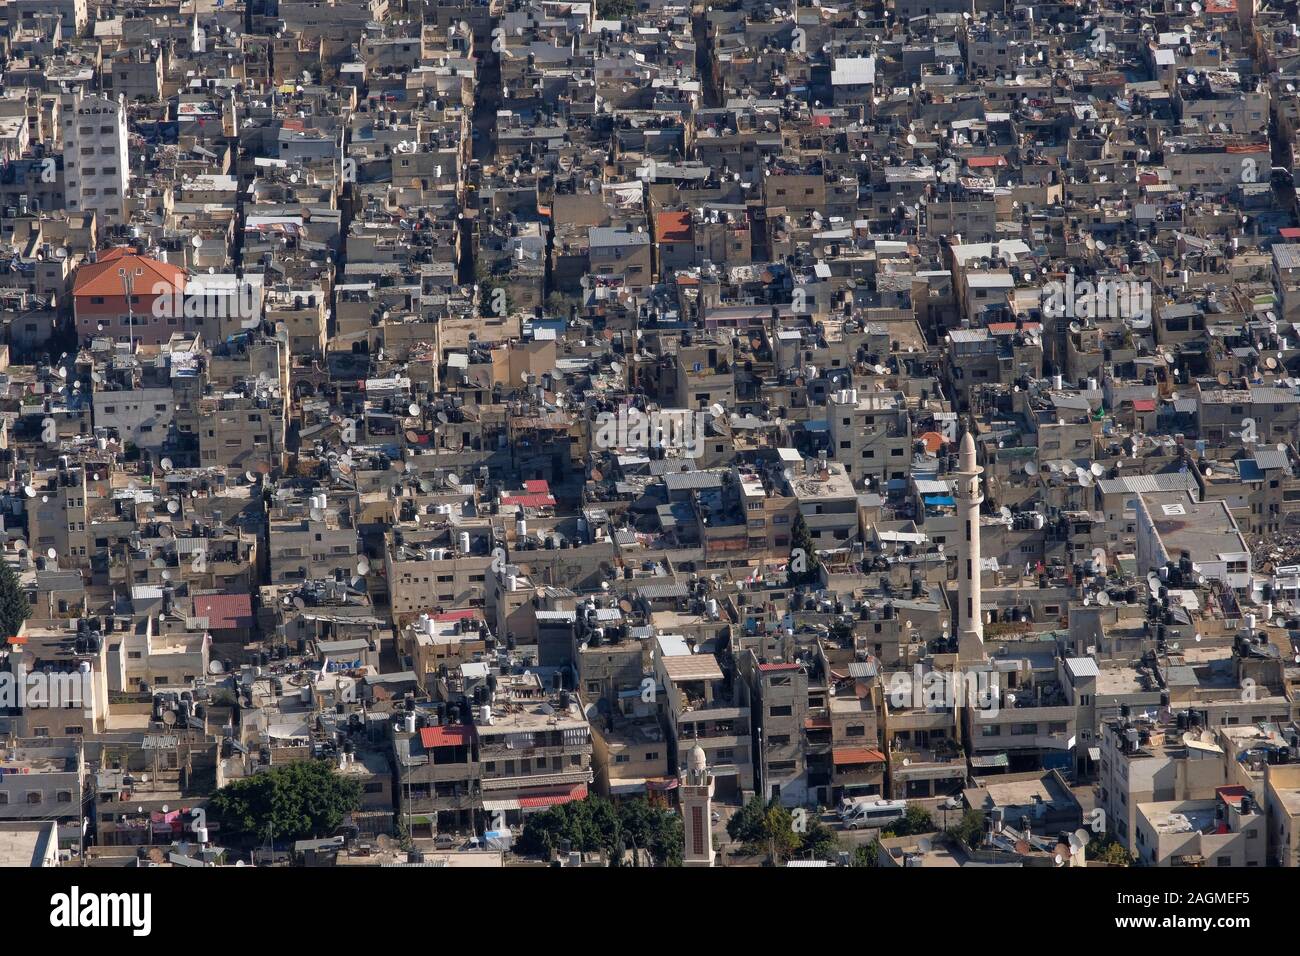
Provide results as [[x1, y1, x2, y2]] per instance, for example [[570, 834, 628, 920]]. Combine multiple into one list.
[[506, 573, 518, 592], [1053, 374, 1063, 390], [459, 531, 471, 554], [404, 712, 417, 734], [480, 704, 493, 725], [194, 825, 208, 844], [516, 516, 527, 539]]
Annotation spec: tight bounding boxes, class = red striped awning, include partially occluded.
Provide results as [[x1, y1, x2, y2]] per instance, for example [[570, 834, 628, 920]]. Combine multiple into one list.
[[518, 784, 588, 809]]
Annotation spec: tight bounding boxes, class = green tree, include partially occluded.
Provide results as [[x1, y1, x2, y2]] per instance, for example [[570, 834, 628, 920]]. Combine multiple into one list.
[[596, 0, 636, 17], [762, 803, 801, 864], [726, 794, 768, 845], [209, 760, 362, 845], [1086, 836, 1132, 866], [519, 796, 683, 866], [786, 513, 822, 587], [724, 795, 803, 863], [882, 804, 934, 838], [0, 560, 31, 639], [945, 809, 985, 848], [852, 841, 881, 867], [798, 817, 840, 861]]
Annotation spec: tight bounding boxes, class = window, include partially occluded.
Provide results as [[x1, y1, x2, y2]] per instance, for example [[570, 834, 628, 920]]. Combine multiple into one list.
[[769, 705, 793, 717]]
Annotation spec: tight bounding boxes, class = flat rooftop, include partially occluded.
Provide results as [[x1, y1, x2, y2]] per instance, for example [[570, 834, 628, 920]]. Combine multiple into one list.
[[0, 824, 52, 867]]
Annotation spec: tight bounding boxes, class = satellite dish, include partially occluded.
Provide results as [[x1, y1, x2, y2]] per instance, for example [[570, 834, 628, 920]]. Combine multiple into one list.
[[160, 457, 174, 472], [208, 660, 225, 675], [1097, 591, 1111, 606], [357, 558, 371, 576], [161, 711, 177, 726], [22, 485, 35, 498], [1024, 461, 1039, 476], [166, 499, 180, 514], [408, 403, 421, 417], [447, 473, 461, 487], [1090, 462, 1104, 477]]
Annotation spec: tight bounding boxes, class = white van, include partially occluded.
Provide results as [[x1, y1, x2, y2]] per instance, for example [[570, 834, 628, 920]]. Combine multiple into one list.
[[840, 799, 909, 830]]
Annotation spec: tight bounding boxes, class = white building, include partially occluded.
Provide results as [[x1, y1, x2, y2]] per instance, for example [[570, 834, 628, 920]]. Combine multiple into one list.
[[61, 94, 130, 226]]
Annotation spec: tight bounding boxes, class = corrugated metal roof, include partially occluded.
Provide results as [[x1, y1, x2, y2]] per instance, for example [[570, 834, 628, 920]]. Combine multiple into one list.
[[1095, 472, 1197, 495], [1065, 657, 1100, 679]]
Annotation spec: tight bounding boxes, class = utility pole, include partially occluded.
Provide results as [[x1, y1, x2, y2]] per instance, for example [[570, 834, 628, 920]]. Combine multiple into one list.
[[118, 263, 144, 353]]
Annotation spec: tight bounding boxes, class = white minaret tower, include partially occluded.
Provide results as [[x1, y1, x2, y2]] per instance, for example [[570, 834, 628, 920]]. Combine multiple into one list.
[[956, 430, 985, 661], [681, 745, 715, 867]]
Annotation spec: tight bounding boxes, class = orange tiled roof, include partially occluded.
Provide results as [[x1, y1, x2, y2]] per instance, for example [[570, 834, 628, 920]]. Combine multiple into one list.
[[657, 211, 692, 243], [73, 248, 186, 297]]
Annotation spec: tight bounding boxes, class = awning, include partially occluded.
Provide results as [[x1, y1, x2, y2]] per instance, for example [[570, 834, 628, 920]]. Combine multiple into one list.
[[608, 779, 649, 796], [832, 747, 887, 766], [519, 784, 587, 810]]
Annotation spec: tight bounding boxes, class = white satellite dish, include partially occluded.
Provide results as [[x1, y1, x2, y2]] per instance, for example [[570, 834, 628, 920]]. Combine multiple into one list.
[[408, 403, 421, 417], [160, 457, 174, 472]]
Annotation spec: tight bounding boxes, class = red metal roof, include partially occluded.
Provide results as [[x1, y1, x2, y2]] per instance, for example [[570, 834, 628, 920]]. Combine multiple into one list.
[[1130, 399, 1156, 412], [518, 783, 587, 808], [759, 662, 801, 673], [433, 608, 479, 623], [832, 747, 886, 766], [657, 211, 692, 243], [501, 493, 556, 509], [419, 724, 475, 749], [193, 593, 254, 630], [523, 479, 551, 493]]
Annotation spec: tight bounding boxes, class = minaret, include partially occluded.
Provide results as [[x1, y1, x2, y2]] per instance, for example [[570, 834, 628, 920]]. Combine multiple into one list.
[[681, 745, 715, 867], [956, 430, 985, 661]]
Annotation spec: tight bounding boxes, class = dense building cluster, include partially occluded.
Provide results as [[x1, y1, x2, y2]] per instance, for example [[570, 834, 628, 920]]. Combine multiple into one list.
[[0, 0, 1299, 872]]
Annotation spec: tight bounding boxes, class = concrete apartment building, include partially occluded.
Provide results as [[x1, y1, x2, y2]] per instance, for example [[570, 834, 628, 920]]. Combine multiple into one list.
[[1133, 787, 1266, 867], [0, 740, 85, 848], [60, 94, 129, 226], [1099, 713, 1230, 850], [826, 388, 912, 486], [655, 634, 753, 802]]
